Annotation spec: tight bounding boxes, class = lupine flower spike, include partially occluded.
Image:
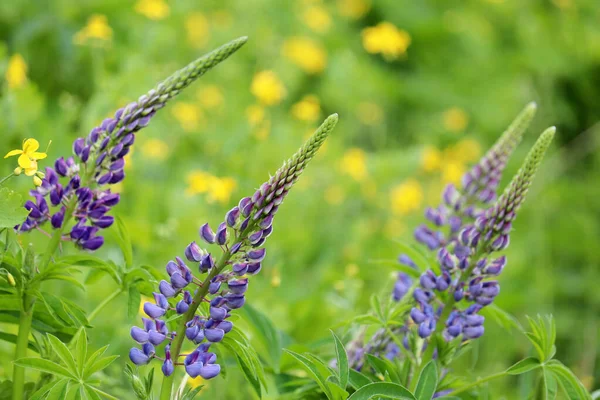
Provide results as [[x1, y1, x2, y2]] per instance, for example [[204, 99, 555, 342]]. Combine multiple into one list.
[[16, 37, 247, 251], [129, 114, 339, 385]]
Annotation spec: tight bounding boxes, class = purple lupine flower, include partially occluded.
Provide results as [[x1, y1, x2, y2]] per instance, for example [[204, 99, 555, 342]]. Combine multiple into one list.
[[129, 114, 338, 380], [17, 37, 249, 252]]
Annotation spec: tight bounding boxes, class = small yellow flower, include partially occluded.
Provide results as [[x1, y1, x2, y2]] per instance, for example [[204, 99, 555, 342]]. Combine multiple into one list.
[[390, 179, 423, 215], [6, 54, 27, 89], [291, 95, 321, 122], [246, 104, 266, 126], [206, 177, 237, 204], [187, 375, 204, 389], [422, 146, 442, 172], [340, 148, 368, 181], [357, 102, 384, 126], [442, 107, 469, 133], [32, 176, 42, 187], [451, 139, 481, 163], [282, 37, 327, 74], [441, 161, 465, 185], [362, 22, 411, 59], [186, 13, 210, 48], [186, 170, 213, 195], [4, 138, 49, 173], [135, 0, 170, 20], [337, 0, 371, 19], [139, 295, 152, 315], [197, 85, 224, 109], [302, 5, 332, 34], [73, 15, 113, 45], [171, 102, 203, 132], [271, 269, 281, 288], [250, 71, 286, 106], [345, 263, 360, 277], [141, 138, 169, 160]]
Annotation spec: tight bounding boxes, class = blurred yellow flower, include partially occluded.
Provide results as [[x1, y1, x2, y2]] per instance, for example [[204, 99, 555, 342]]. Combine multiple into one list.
[[186, 13, 210, 48], [337, 0, 371, 19], [291, 95, 321, 122], [206, 177, 237, 204], [135, 0, 170, 20], [390, 179, 423, 215], [552, 0, 572, 8], [171, 102, 203, 132], [334, 280, 345, 291], [362, 22, 411, 59], [325, 185, 346, 205], [187, 376, 204, 389], [357, 102, 384, 126], [251, 71, 285, 106], [73, 14, 113, 45], [246, 104, 265, 126], [345, 263, 360, 277], [340, 148, 368, 181], [302, 5, 332, 34], [271, 269, 281, 288], [452, 139, 481, 163], [186, 171, 213, 195], [422, 146, 442, 172], [141, 138, 169, 160], [197, 85, 224, 109], [139, 295, 152, 315], [443, 107, 469, 133], [5, 54, 27, 89], [282, 37, 327, 74], [441, 161, 465, 185]]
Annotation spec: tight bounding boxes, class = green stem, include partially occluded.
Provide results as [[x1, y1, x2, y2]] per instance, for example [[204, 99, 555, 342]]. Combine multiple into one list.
[[159, 249, 232, 400], [0, 173, 15, 186], [69, 289, 123, 346], [12, 294, 34, 400], [38, 197, 77, 272], [447, 370, 507, 396]]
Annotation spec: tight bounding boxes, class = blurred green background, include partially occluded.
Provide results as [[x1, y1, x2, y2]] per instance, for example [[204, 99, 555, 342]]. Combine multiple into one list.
[[1, 0, 599, 398]]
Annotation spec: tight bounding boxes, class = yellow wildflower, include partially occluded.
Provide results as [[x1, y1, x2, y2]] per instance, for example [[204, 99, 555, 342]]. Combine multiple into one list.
[[171, 102, 203, 132], [442, 107, 469, 133], [141, 138, 169, 160], [187, 376, 204, 389], [139, 295, 153, 315], [451, 139, 481, 163], [4, 138, 49, 175], [206, 177, 237, 204], [134, 0, 170, 20], [357, 102, 384, 126], [390, 179, 423, 215], [362, 22, 411, 59], [422, 146, 442, 172], [271, 269, 281, 288], [6, 54, 27, 89], [337, 0, 371, 19], [73, 15, 113, 45], [197, 85, 224, 109], [441, 161, 465, 185], [324, 185, 346, 205], [186, 170, 213, 195], [246, 104, 265, 126], [282, 37, 327, 74], [302, 5, 332, 34], [340, 148, 368, 181], [250, 71, 285, 106], [186, 13, 210, 48], [291, 95, 321, 122], [345, 263, 360, 277]]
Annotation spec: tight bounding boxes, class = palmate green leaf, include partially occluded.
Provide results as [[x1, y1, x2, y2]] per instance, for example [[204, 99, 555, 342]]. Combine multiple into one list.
[[506, 357, 541, 375], [0, 188, 29, 228], [83, 355, 119, 379], [75, 329, 88, 374], [113, 216, 133, 268], [13, 358, 76, 379], [546, 360, 591, 400], [53, 255, 121, 285], [330, 330, 349, 389], [480, 304, 522, 331], [370, 295, 384, 322], [45, 378, 70, 400], [414, 361, 437, 400], [347, 382, 415, 400], [47, 334, 79, 377], [365, 354, 400, 383], [240, 303, 283, 372], [221, 335, 263, 397], [29, 379, 60, 400], [349, 369, 373, 390], [0, 332, 38, 352], [83, 345, 110, 378], [284, 349, 334, 399], [83, 385, 104, 400], [541, 367, 558, 400], [181, 385, 204, 400], [128, 285, 141, 320]]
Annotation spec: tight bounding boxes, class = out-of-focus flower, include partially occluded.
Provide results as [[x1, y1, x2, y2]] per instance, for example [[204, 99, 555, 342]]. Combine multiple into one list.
[[206, 177, 237, 204], [282, 37, 327, 74], [197, 85, 224, 109], [5, 54, 27, 89], [246, 105, 265, 126], [337, 0, 371, 19], [391, 179, 423, 215], [422, 146, 442, 172], [340, 148, 368, 181], [141, 139, 169, 161], [450, 139, 481, 164], [186, 171, 213, 195], [271, 269, 281, 288], [73, 14, 113, 45], [251, 71, 286, 106], [302, 5, 332, 34], [187, 375, 204, 389], [325, 185, 346, 205], [441, 161, 465, 185], [135, 0, 170, 20], [171, 102, 203, 132], [291, 95, 321, 122], [357, 102, 384, 126], [186, 13, 210, 48], [443, 107, 469, 133], [552, 0, 572, 8], [362, 22, 411, 59]]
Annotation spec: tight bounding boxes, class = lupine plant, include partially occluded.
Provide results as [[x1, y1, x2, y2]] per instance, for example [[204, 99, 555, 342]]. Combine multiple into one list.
[[281, 105, 591, 400], [0, 37, 248, 399]]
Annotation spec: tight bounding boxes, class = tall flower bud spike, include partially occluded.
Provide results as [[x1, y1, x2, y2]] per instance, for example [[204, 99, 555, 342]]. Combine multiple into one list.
[[132, 115, 339, 395], [17, 37, 248, 252]]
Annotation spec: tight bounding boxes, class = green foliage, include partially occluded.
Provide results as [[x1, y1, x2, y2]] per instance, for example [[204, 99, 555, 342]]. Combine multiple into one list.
[[0, 188, 29, 228]]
